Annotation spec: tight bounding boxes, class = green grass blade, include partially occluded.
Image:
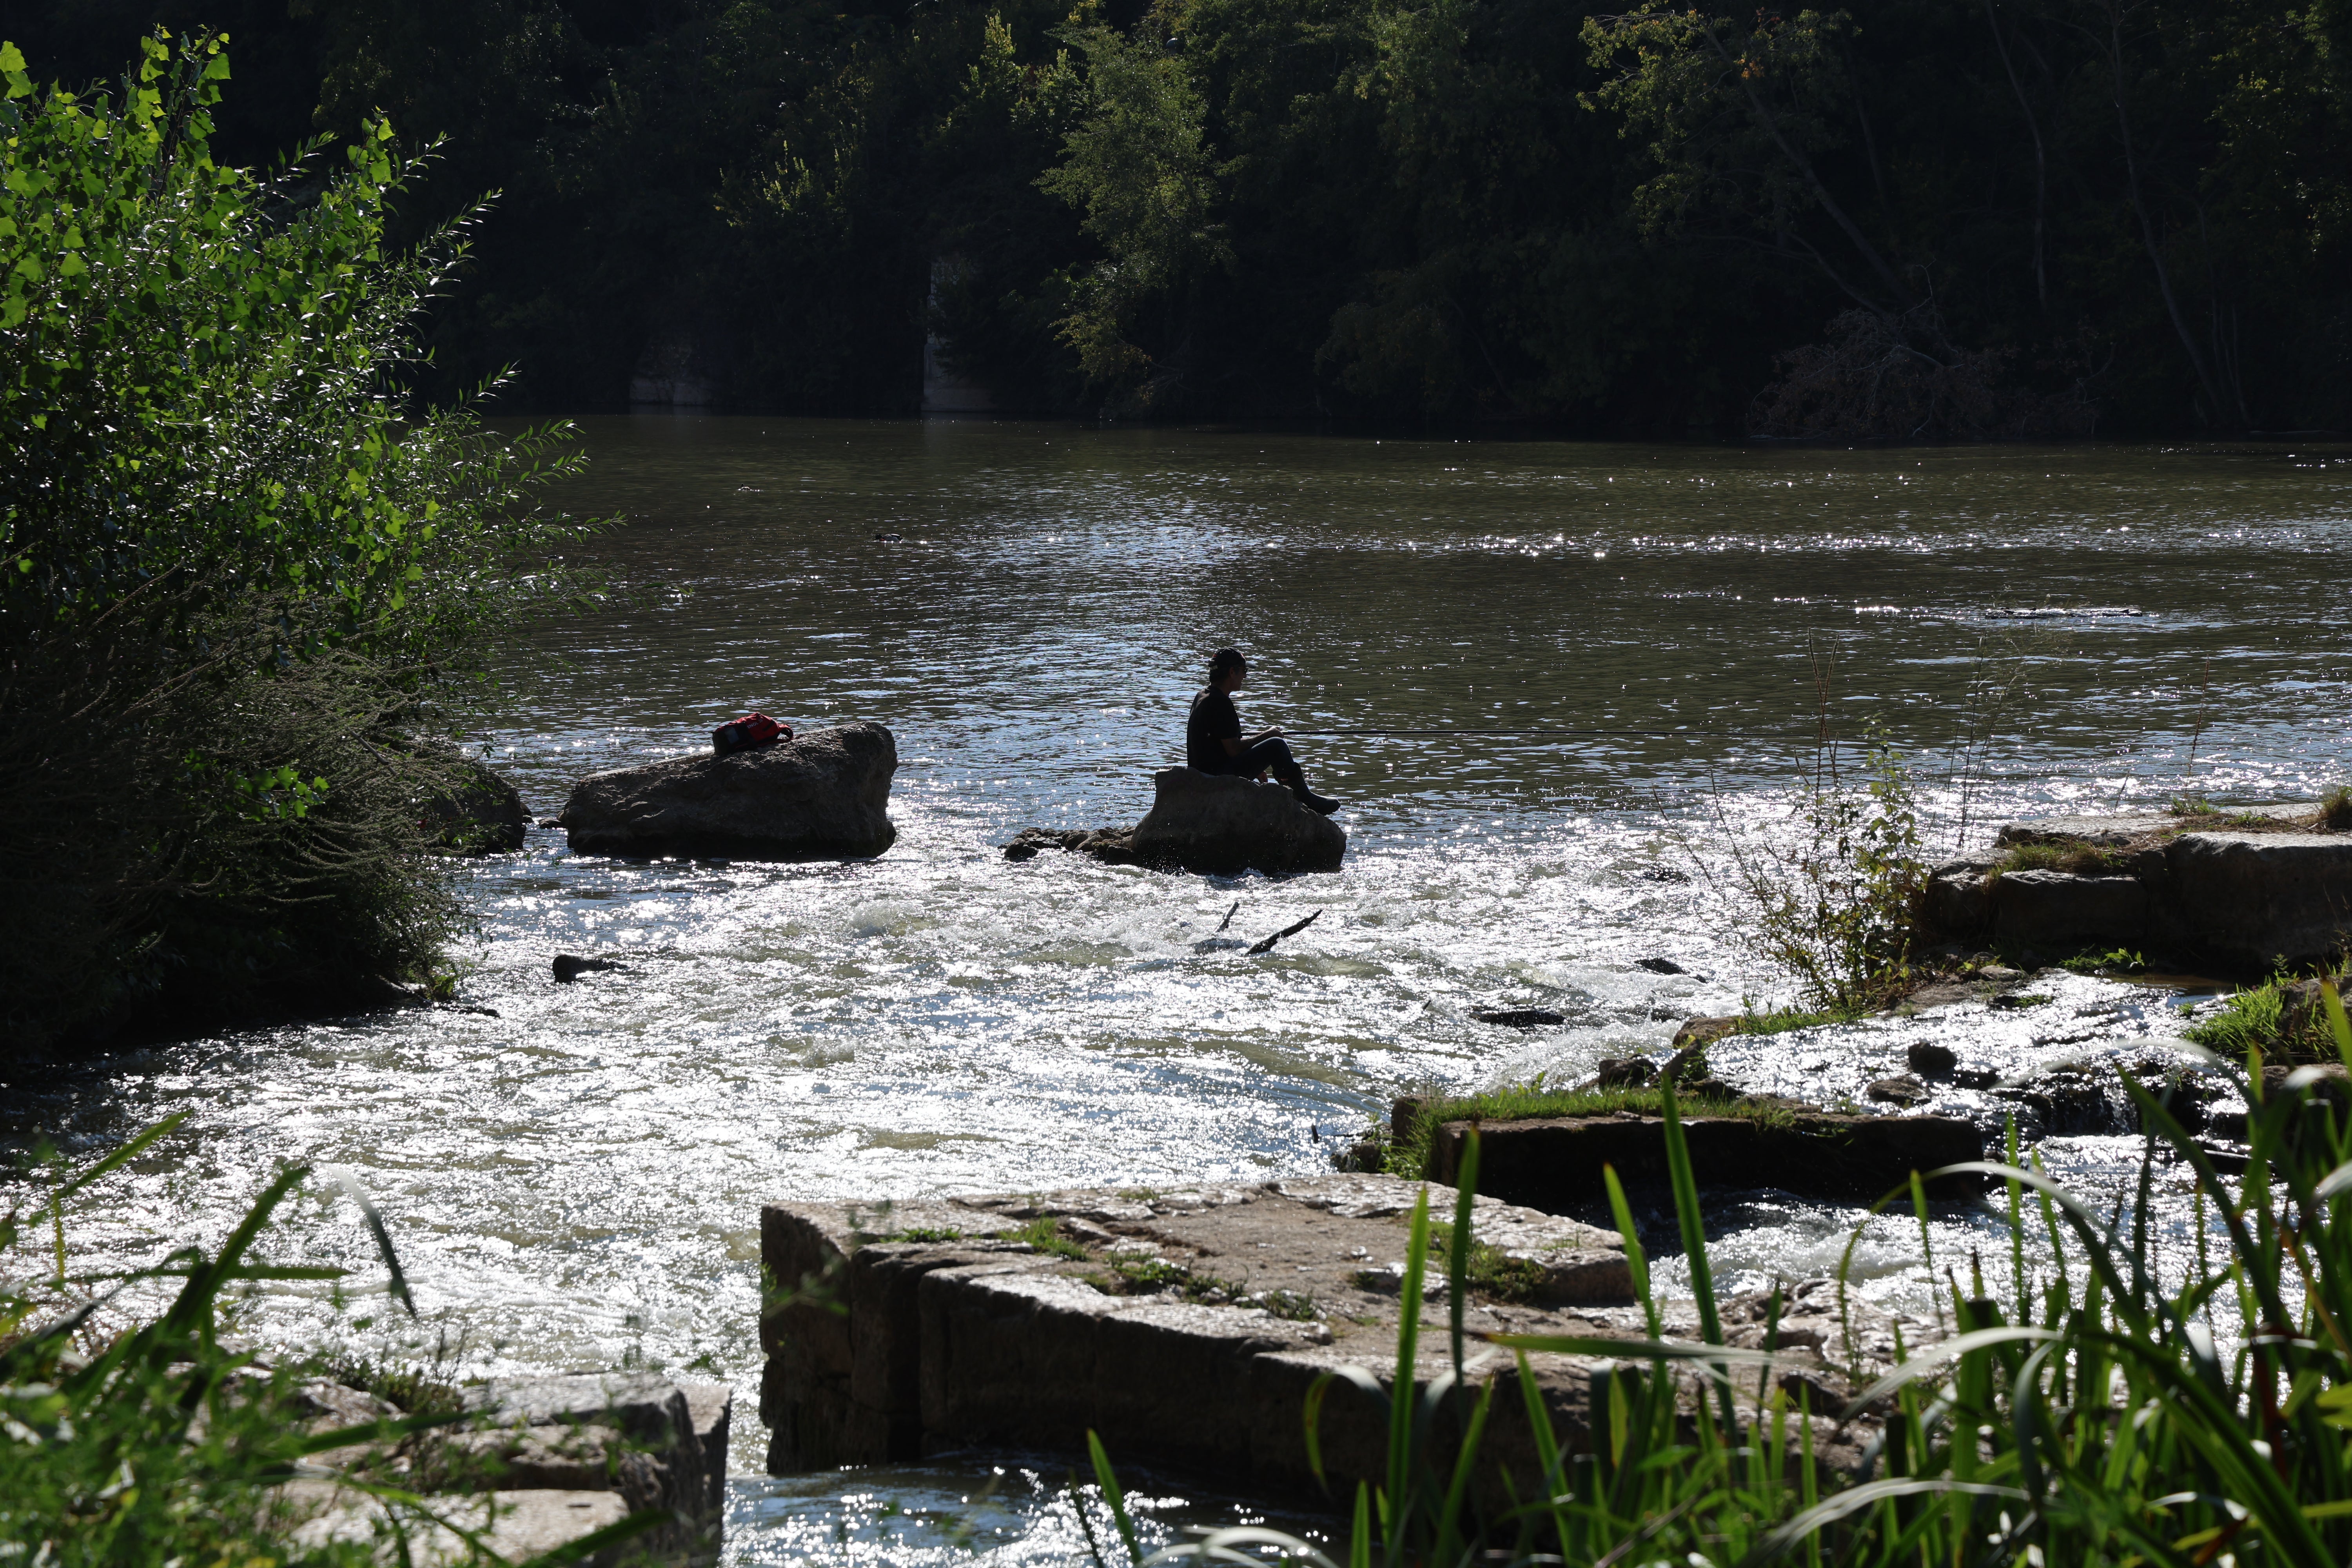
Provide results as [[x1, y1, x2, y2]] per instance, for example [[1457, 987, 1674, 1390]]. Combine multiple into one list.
[[1837, 1326, 2062, 1417], [1658, 1078, 1722, 1347], [333, 1169, 418, 1319], [1432, 1378, 1494, 1559], [49, 1110, 189, 1208], [1511, 1350, 1571, 1558], [2006, 1115, 2027, 1327], [1602, 1164, 1661, 1341], [2323, 978, 2352, 1065], [1088, 1429, 1145, 1567], [1448, 1128, 1480, 1391], [1387, 1187, 1430, 1555], [160, 1162, 310, 1347], [1657, 1076, 1737, 1435], [1731, 1479, 2027, 1567]]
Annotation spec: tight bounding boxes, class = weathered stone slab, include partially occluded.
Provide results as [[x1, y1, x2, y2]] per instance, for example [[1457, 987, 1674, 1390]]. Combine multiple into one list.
[[561, 721, 896, 859], [271, 1368, 726, 1564], [1992, 869, 2149, 950], [758, 1176, 1899, 1502], [2163, 832, 2352, 971], [1939, 807, 2352, 970], [1427, 1113, 1986, 1209], [280, 1482, 635, 1566]]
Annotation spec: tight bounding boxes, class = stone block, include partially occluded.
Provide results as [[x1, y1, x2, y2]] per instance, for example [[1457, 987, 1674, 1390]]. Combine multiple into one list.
[[1432, 1112, 1985, 1209], [2165, 831, 2352, 969], [1990, 869, 2148, 951]]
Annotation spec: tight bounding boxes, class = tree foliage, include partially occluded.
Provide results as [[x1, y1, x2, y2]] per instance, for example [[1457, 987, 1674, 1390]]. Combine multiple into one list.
[[6, 0, 2347, 431], [0, 32, 590, 1051]]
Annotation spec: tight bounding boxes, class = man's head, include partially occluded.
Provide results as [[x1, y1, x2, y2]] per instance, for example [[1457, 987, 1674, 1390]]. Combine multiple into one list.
[[1209, 647, 1247, 691]]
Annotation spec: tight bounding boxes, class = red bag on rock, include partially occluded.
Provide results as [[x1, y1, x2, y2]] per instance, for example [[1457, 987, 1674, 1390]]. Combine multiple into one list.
[[712, 713, 791, 755]]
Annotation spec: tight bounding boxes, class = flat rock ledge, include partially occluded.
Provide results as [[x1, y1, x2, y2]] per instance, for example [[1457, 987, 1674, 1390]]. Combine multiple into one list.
[[1926, 804, 2352, 970], [1428, 1111, 1988, 1212], [760, 1174, 1902, 1504], [1004, 767, 1345, 875], [277, 1371, 730, 1566], [560, 721, 897, 860]]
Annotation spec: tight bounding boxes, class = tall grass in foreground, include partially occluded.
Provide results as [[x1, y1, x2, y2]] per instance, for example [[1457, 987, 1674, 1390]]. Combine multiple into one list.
[[0, 1115, 656, 1565], [1078, 982, 2352, 1566]]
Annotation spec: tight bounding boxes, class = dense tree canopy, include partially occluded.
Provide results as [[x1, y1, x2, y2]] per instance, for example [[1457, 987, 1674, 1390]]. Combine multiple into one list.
[[8, 0, 2347, 434]]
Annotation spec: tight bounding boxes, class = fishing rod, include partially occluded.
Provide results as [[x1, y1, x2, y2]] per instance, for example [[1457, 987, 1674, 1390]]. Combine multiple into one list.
[[1277, 727, 1747, 738]]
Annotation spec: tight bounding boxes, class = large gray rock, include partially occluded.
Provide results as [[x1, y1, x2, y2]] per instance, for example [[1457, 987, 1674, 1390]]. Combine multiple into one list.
[[2163, 831, 2352, 970], [560, 722, 897, 860], [1127, 768, 1345, 875], [1992, 869, 2149, 951]]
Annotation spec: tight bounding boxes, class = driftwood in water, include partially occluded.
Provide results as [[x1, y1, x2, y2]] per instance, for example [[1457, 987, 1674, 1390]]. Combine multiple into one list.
[[1247, 909, 1321, 955]]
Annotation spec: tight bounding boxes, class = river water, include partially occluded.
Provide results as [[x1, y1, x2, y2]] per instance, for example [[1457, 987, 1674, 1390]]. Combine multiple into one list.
[[8, 419, 2350, 1563]]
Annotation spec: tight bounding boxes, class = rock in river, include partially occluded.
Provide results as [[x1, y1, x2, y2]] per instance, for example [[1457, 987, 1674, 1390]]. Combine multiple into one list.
[[559, 721, 897, 860], [1129, 768, 1346, 875], [418, 753, 528, 854], [1004, 768, 1346, 876]]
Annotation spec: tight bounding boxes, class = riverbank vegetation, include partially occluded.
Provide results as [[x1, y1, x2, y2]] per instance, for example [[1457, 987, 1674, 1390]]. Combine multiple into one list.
[[9, 0, 2348, 432], [2, 1113, 668, 1564], [1087, 994, 2352, 1567], [0, 36, 589, 1054], [4, 1115, 416, 1563]]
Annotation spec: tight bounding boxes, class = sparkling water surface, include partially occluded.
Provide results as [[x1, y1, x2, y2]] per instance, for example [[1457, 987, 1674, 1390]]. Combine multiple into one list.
[[6, 420, 2349, 1563]]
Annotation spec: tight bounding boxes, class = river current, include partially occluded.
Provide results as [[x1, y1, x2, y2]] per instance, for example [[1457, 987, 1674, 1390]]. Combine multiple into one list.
[[7, 419, 2350, 1563]]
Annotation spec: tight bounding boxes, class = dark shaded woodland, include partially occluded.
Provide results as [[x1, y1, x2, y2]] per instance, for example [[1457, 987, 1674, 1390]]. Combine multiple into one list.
[[11, 0, 2349, 434]]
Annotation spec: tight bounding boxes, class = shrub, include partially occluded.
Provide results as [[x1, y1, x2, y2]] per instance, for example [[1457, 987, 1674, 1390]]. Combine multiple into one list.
[[1710, 731, 1928, 1015], [0, 35, 592, 1050]]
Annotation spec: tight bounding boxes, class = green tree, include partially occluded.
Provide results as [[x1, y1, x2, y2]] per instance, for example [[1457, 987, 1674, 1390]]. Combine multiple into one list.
[[1038, 10, 1232, 400], [0, 31, 588, 1048]]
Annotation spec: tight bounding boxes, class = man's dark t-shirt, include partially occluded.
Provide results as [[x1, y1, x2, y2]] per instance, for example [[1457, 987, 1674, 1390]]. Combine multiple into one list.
[[1187, 689, 1242, 772]]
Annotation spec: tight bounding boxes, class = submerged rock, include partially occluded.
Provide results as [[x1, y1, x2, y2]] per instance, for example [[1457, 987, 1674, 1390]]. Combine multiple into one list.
[[559, 721, 897, 860], [1005, 768, 1345, 876], [1907, 1041, 1960, 1077], [1866, 1074, 1928, 1106]]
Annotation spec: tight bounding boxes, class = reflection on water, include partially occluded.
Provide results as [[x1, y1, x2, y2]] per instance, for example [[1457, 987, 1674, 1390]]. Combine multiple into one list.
[[731, 1455, 1334, 1568], [4, 419, 2348, 1562]]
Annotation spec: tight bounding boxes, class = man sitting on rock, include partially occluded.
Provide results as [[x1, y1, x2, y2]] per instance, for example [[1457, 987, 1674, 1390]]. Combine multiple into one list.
[[1186, 647, 1339, 815]]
